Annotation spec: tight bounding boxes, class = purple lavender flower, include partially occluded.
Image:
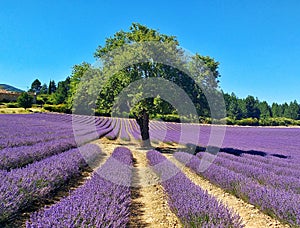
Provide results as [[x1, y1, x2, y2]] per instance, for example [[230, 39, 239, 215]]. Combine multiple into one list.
[[147, 150, 243, 227], [26, 147, 133, 228]]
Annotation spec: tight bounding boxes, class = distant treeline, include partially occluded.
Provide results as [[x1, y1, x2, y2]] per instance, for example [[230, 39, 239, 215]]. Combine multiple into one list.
[[24, 76, 300, 126], [223, 93, 300, 123]]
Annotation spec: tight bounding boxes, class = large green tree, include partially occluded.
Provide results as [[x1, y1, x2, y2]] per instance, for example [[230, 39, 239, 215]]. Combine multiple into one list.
[[75, 23, 222, 147]]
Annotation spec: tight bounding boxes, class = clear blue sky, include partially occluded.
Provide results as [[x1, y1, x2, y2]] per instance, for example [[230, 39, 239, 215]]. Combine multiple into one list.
[[0, 0, 299, 104]]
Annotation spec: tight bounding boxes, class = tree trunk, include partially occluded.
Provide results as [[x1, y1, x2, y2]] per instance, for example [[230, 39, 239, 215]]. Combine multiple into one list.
[[136, 110, 151, 148]]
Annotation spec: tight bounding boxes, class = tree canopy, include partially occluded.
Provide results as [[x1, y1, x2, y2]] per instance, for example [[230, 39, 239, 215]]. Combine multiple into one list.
[[17, 92, 33, 109], [29, 79, 42, 94], [71, 23, 223, 146], [52, 77, 70, 105], [48, 80, 57, 95], [40, 83, 48, 94]]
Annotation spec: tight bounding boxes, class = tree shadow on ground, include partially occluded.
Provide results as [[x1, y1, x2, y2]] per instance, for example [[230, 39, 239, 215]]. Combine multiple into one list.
[[154, 146, 178, 154], [156, 143, 290, 159], [220, 148, 290, 159]]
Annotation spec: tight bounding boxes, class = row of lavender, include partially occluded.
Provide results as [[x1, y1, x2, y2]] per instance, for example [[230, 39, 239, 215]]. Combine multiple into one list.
[[207, 152, 300, 194], [147, 150, 244, 227], [174, 152, 300, 226], [26, 147, 133, 227]]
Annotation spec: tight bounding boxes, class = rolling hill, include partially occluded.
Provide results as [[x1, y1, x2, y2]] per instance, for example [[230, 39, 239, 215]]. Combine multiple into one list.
[[0, 84, 24, 93]]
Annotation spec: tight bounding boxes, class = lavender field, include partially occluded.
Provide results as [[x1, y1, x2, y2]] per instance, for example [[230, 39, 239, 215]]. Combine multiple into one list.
[[1, 113, 299, 227]]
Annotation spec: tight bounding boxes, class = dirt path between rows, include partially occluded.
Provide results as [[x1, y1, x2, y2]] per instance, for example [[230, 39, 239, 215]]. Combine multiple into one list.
[[164, 154, 289, 228], [99, 138, 181, 227]]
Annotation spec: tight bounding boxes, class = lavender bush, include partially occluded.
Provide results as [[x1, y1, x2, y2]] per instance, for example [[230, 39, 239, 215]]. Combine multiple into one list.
[[174, 152, 300, 226], [0, 144, 102, 223], [0, 138, 77, 170], [26, 147, 133, 228], [147, 150, 243, 228], [104, 119, 120, 140], [199, 152, 300, 194]]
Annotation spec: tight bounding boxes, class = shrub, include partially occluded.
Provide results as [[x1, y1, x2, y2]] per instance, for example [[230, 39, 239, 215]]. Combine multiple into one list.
[[259, 117, 299, 126], [17, 92, 33, 109], [151, 114, 180, 122], [211, 118, 227, 125], [161, 114, 180, 123], [199, 117, 212, 124], [95, 110, 111, 117], [43, 104, 69, 113], [295, 120, 300, 126], [6, 102, 19, 108], [224, 117, 236, 125], [236, 118, 259, 126]]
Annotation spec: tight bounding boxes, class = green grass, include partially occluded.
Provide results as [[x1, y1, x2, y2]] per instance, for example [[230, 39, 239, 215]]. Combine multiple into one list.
[[0, 107, 45, 114]]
